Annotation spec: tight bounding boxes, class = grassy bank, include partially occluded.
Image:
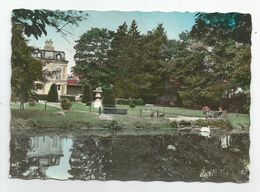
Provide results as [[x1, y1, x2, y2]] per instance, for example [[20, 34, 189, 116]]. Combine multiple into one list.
[[10, 102, 249, 130]]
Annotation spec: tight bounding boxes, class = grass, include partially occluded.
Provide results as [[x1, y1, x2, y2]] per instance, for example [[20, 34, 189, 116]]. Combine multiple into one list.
[[10, 102, 60, 112], [10, 102, 250, 130]]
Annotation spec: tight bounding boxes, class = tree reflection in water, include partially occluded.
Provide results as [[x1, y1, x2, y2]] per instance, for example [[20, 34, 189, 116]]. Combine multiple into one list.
[[9, 132, 249, 182]]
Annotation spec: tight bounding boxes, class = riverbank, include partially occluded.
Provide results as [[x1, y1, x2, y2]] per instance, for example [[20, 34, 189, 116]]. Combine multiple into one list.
[[10, 102, 250, 131]]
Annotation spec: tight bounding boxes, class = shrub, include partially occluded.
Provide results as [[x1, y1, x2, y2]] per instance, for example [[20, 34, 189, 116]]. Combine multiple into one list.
[[28, 99, 36, 107], [193, 119, 233, 129], [129, 99, 136, 109], [103, 88, 116, 107], [170, 121, 178, 128], [116, 98, 144, 106], [82, 83, 92, 106], [134, 98, 144, 105], [60, 98, 72, 110], [116, 98, 129, 105], [37, 94, 48, 101], [60, 95, 75, 102], [47, 83, 58, 102]]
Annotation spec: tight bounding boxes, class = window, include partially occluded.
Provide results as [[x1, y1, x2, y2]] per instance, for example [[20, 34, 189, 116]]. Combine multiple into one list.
[[45, 51, 54, 59], [56, 54, 61, 60], [57, 85, 61, 91]]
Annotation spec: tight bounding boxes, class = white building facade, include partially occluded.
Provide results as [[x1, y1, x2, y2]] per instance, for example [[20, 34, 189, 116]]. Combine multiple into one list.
[[33, 39, 68, 97]]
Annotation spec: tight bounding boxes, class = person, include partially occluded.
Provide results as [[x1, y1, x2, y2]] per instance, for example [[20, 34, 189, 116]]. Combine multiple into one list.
[[202, 105, 210, 119]]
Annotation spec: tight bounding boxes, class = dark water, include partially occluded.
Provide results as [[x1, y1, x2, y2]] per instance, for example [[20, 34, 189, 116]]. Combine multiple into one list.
[[9, 130, 249, 182]]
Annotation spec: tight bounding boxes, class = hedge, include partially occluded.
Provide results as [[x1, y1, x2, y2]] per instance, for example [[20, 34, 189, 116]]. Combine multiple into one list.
[[116, 98, 144, 106]]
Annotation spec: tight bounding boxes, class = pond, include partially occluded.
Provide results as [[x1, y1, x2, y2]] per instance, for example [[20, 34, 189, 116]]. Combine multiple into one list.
[[9, 129, 249, 182]]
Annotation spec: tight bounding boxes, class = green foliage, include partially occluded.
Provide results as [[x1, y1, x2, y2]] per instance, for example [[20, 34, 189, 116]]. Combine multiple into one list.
[[193, 119, 233, 129], [28, 99, 36, 107], [11, 24, 45, 107], [191, 13, 252, 45], [134, 98, 144, 105], [108, 21, 168, 103], [163, 13, 251, 111], [60, 98, 73, 110], [60, 95, 76, 102], [103, 88, 116, 107], [170, 121, 178, 128], [69, 13, 250, 111], [129, 100, 136, 109], [116, 98, 144, 106], [73, 28, 112, 88], [37, 94, 48, 101], [47, 84, 58, 102], [82, 83, 92, 106], [12, 9, 88, 39]]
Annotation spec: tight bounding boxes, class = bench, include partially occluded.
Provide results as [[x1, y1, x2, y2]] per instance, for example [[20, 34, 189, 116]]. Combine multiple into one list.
[[177, 120, 192, 128]]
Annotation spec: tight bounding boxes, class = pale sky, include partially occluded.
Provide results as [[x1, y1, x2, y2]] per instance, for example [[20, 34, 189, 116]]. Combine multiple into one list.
[[28, 11, 197, 74]]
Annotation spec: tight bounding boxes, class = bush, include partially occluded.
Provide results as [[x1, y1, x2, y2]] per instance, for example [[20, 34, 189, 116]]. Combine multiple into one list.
[[116, 98, 129, 105], [60, 98, 72, 110], [60, 95, 75, 102], [116, 98, 144, 105], [193, 119, 233, 129], [170, 121, 178, 128], [134, 98, 144, 105], [28, 99, 36, 107], [129, 100, 136, 109], [103, 88, 116, 107], [37, 94, 48, 101], [82, 83, 92, 106], [47, 83, 58, 102]]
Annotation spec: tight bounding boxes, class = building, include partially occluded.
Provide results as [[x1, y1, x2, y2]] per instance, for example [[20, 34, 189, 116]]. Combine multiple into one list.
[[33, 39, 68, 97], [67, 75, 82, 101]]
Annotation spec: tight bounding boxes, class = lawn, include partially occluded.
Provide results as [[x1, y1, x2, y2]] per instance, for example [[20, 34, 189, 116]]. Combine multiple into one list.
[[10, 102, 250, 130], [10, 102, 60, 112]]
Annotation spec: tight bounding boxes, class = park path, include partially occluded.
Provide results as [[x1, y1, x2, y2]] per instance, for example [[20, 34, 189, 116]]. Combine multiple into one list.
[[39, 100, 61, 108], [168, 115, 204, 122]]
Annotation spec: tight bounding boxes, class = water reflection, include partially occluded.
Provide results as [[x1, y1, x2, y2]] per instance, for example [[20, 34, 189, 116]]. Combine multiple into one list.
[[9, 131, 249, 182]]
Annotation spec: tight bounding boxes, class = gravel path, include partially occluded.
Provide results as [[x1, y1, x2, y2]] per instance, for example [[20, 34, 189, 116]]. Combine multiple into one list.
[[168, 115, 204, 121]]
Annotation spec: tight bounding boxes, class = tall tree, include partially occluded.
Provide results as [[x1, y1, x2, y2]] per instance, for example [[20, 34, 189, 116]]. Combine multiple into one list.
[[108, 22, 129, 98], [11, 24, 45, 109], [171, 12, 252, 110], [73, 28, 113, 88], [108, 20, 144, 98], [141, 24, 168, 103]]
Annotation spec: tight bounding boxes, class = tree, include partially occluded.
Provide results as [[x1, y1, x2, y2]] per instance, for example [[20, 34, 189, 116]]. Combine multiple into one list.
[[140, 24, 168, 103], [47, 83, 58, 102], [103, 88, 116, 108], [108, 22, 130, 98], [73, 28, 113, 88], [12, 9, 88, 39], [82, 83, 93, 106], [191, 13, 252, 45], [167, 12, 252, 111], [11, 24, 45, 109]]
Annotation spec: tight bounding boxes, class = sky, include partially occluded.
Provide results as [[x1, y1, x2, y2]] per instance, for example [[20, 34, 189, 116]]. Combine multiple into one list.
[[28, 11, 197, 74]]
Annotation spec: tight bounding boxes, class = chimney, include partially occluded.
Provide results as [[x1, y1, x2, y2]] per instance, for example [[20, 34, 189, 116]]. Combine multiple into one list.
[[44, 39, 54, 51]]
